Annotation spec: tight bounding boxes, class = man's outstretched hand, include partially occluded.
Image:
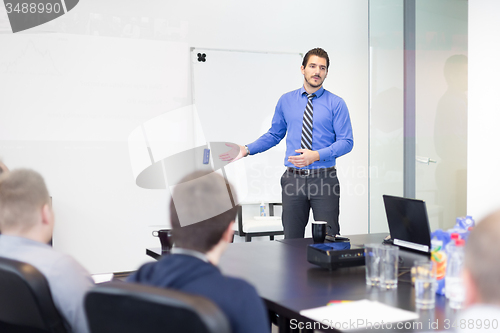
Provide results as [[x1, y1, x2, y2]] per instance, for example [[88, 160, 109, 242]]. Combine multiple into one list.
[[219, 143, 246, 162]]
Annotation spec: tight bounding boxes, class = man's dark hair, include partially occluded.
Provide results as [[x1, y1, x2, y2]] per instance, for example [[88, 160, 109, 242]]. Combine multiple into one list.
[[170, 170, 238, 253], [302, 48, 330, 70]]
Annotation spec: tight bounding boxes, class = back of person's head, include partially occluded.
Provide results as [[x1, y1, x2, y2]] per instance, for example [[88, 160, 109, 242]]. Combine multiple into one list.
[[170, 170, 238, 253], [302, 48, 330, 70], [0, 169, 51, 233], [465, 210, 500, 304]]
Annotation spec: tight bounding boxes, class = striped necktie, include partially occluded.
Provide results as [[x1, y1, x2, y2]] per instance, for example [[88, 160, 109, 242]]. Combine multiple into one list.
[[300, 93, 315, 150]]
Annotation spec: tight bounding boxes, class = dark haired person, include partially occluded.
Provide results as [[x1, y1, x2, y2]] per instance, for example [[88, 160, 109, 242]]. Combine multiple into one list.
[[220, 48, 353, 238], [127, 171, 269, 333], [0, 169, 93, 333]]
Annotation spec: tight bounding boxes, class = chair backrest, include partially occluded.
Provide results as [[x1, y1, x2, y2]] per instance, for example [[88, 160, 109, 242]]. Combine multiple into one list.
[[0, 257, 68, 333], [85, 281, 231, 333]]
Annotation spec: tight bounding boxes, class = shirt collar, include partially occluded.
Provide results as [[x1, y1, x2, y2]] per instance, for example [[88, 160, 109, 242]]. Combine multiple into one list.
[[300, 85, 325, 98], [0, 234, 50, 248], [171, 247, 210, 263]]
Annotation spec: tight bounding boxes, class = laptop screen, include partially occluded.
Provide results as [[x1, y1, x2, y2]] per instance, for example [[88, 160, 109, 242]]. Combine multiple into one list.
[[382, 195, 432, 253]]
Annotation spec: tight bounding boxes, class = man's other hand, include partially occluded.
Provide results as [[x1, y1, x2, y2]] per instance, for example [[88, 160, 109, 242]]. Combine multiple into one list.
[[288, 149, 320, 168]]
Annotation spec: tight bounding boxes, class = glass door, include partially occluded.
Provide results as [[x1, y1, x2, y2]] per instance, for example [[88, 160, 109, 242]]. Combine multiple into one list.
[[369, 0, 468, 233], [415, 0, 468, 231]]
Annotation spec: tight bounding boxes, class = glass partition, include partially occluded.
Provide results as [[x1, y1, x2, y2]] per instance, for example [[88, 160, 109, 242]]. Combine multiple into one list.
[[369, 0, 468, 232], [369, 0, 404, 233], [415, 0, 468, 231]]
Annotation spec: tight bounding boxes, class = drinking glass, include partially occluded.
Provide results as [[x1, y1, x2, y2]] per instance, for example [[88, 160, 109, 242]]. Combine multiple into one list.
[[414, 261, 437, 309]]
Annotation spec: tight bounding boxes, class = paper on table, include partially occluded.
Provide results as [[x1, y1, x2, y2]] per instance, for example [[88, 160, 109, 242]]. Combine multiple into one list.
[[300, 300, 419, 331]]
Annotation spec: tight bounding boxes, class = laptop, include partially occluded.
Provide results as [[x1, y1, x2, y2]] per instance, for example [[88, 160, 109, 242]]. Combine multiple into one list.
[[382, 195, 432, 253]]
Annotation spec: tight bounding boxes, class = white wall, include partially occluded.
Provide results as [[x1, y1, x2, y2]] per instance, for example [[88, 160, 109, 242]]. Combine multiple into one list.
[[468, 0, 500, 221], [0, 0, 369, 273]]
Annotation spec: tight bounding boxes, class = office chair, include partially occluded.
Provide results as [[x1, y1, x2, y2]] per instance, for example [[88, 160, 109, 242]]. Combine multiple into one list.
[[0, 257, 68, 333], [85, 281, 231, 333]]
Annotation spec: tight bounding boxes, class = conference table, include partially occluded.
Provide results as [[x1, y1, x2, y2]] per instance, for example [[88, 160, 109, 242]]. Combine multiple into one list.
[[147, 233, 459, 332]]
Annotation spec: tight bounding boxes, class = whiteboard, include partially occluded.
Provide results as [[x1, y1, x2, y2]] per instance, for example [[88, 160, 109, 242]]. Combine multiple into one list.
[[192, 48, 302, 203]]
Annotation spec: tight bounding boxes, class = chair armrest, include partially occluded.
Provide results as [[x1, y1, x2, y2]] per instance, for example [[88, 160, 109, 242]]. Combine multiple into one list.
[[236, 206, 245, 236]]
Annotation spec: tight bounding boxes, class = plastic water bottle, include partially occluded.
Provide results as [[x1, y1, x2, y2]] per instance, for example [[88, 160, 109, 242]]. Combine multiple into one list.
[[259, 202, 266, 217], [463, 215, 475, 229], [455, 216, 466, 229], [445, 239, 466, 309], [444, 237, 457, 299], [448, 227, 467, 241], [445, 233, 460, 256], [462, 227, 473, 242], [431, 239, 447, 295]]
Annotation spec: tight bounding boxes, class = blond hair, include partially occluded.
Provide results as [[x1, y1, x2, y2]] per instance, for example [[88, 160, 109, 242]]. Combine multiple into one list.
[[0, 169, 50, 231], [465, 210, 500, 304]]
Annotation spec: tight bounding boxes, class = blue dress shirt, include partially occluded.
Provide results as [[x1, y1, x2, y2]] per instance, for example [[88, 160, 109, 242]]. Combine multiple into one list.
[[247, 86, 354, 169]]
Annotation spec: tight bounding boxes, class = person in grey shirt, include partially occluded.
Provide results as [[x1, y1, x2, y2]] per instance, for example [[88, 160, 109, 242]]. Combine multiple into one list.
[[0, 169, 94, 333], [454, 210, 500, 332]]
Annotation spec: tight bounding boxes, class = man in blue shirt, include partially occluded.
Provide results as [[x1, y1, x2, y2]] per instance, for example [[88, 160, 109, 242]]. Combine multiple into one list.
[[221, 48, 353, 238]]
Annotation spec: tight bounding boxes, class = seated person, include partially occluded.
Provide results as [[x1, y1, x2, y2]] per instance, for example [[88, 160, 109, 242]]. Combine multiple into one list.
[[459, 209, 500, 331], [0, 169, 94, 333], [128, 171, 270, 333]]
